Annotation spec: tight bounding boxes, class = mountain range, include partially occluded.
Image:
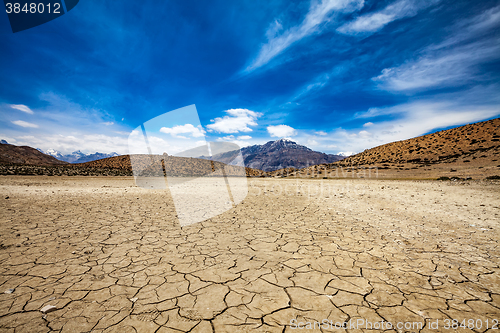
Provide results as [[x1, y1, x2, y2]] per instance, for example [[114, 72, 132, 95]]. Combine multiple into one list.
[[0, 138, 342, 171], [36, 148, 119, 163], [2, 138, 343, 170]]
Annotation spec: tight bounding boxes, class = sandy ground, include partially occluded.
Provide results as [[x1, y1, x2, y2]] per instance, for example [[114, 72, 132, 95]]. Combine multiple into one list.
[[0, 176, 499, 333]]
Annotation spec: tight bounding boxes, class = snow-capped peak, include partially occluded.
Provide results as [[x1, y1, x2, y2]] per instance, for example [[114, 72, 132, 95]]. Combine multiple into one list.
[[41, 148, 64, 159]]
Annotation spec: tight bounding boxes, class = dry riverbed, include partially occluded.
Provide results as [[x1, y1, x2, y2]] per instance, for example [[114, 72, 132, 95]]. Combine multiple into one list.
[[0, 176, 499, 332]]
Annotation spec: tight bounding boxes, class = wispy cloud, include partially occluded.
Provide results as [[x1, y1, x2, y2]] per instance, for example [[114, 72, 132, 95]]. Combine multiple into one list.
[[11, 120, 38, 128], [245, 0, 364, 72], [373, 6, 500, 92], [291, 72, 332, 101], [10, 104, 34, 114], [373, 40, 500, 92], [338, 0, 438, 35], [207, 109, 262, 133], [429, 5, 500, 50]]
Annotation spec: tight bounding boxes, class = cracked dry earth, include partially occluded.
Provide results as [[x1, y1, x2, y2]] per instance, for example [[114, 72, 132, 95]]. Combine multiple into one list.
[[0, 176, 499, 333]]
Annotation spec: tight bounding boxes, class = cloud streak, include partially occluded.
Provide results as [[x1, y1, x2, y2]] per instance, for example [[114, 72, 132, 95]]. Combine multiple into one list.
[[11, 120, 38, 128], [245, 0, 364, 72], [373, 5, 500, 92], [338, 0, 438, 35], [373, 40, 500, 92], [10, 104, 34, 114]]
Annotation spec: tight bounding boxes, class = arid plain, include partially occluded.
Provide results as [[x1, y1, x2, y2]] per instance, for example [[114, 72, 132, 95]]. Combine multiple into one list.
[[0, 176, 499, 332]]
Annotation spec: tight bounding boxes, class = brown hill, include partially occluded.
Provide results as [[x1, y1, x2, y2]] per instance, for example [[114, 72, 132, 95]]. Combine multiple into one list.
[[337, 118, 500, 166], [0, 143, 68, 166], [0, 151, 266, 177], [281, 118, 500, 179], [77, 155, 132, 170], [76, 154, 266, 177]]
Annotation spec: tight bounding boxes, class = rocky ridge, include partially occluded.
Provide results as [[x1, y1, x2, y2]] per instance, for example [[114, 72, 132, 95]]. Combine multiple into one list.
[[239, 139, 343, 171]]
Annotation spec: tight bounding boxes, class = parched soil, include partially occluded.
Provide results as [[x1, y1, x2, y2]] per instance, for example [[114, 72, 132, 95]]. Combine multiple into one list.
[[0, 176, 499, 332]]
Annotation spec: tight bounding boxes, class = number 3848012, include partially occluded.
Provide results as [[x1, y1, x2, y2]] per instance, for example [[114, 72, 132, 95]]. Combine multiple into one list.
[[5, 3, 61, 14], [443, 319, 498, 330]]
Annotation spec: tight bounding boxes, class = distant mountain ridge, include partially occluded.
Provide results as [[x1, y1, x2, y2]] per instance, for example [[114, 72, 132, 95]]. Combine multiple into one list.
[[37, 148, 119, 163], [239, 139, 344, 171]]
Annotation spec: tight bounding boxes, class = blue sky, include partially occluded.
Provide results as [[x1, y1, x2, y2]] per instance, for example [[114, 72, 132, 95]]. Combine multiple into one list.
[[0, 0, 499, 155]]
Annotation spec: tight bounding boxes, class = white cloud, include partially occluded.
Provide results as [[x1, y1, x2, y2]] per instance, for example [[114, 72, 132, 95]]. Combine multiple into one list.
[[11, 133, 129, 155], [307, 139, 319, 146], [102, 122, 114, 126], [338, 0, 438, 35], [129, 128, 205, 156], [10, 104, 34, 114], [11, 120, 39, 128], [246, 0, 364, 72], [315, 131, 328, 135], [363, 122, 374, 127], [160, 124, 205, 138], [237, 135, 252, 140], [207, 109, 261, 133], [358, 130, 371, 138], [338, 151, 355, 156], [267, 124, 297, 138]]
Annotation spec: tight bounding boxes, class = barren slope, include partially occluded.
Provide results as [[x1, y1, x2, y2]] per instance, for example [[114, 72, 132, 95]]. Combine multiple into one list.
[[287, 118, 500, 179], [0, 143, 68, 166], [338, 118, 500, 166]]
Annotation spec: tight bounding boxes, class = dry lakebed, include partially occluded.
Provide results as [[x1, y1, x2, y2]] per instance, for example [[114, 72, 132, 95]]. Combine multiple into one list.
[[0, 176, 499, 332]]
